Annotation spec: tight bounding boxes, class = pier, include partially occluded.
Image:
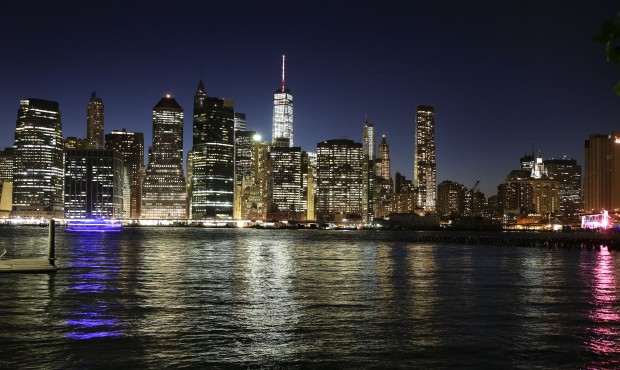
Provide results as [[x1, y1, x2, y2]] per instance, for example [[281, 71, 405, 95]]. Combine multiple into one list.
[[0, 219, 57, 273]]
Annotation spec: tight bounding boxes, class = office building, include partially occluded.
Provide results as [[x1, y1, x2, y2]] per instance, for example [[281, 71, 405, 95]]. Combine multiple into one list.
[[584, 132, 620, 213], [361, 121, 375, 221], [437, 180, 466, 217], [64, 149, 124, 219], [234, 112, 246, 131], [544, 157, 582, 215], [315, 139, 363, 221], [142, 95, 187, 219], [105, 129, 145, 219], [239, 139, 270, 220], [375, 134, 393, 218], [272, 55, 294, 146], [86, 92, 104, 149], [190, 80, 235, 219], [12, 99, 64, 218], [268, 143, 303, 220], [413, 105, 437, 212], [0, 148, 14, 217]]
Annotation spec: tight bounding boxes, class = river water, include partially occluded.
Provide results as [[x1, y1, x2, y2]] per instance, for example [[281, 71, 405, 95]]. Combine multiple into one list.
[[1, 226, 619, 368]]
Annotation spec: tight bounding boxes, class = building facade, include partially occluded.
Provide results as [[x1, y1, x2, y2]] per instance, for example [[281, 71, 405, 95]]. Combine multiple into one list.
[[12, 99, 64, 218], [413, 105, 437, 212], [268, 144, 303, 220], [190, 80, 235, 219], [437, 180, 466, 217], [64, 149, 124, 219], [361, 121, 375, 221], [272, 55, 294, 146], [105, 129, 145, 219], [584, 132, 620, 213], [544, 157, 582, 215], [86, 92, 104, 149], [315, 139, 363, 222], [142, 95, 187, 219]]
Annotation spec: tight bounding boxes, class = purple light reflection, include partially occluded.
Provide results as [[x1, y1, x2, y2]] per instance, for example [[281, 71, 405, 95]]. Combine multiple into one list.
[[65, 331, 123, 340], [586, 246, 620, 367]]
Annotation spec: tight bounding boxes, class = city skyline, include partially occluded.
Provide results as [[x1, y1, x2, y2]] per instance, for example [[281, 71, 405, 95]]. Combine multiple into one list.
[[1, 1, 619, 196]]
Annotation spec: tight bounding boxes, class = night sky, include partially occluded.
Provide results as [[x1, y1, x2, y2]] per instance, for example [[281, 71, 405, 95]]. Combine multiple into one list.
[[1, 1, 619, 196]]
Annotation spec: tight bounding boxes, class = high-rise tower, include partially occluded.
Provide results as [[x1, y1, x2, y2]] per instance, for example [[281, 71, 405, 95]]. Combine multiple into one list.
[[190, 80, 235, 219], [584, 132, 620, 213], [12, 99, 64, 218], [375, 134, 393, 218], [142, 95, 187, 219], [87, 92, 104, 149], [105, 129, 145, 219], [272, 55, 294, 146], [361, 121, 375, 221], [413, 105, 437, 212]]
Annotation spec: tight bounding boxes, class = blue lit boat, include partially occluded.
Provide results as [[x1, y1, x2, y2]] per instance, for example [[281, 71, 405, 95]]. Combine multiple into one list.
[[67, 218, 123, 232]]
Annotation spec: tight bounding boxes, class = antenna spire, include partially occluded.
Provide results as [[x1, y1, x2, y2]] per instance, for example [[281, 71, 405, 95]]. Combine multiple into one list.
[[281, 54, 286, 91]]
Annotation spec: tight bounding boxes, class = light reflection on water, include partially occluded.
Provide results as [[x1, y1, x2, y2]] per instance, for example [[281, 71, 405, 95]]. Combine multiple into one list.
[[1, 227, 620, 368]]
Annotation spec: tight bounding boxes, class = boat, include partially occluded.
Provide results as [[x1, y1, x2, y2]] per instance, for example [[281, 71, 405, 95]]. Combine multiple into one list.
[[66, 218, 123, 232]]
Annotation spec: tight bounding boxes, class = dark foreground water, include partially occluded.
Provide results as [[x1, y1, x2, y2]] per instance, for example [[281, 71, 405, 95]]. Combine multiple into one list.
[[1, 226, 620, 368]]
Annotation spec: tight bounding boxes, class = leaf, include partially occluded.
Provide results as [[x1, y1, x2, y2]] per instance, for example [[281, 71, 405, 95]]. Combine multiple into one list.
[[613, 80, 620, 96]]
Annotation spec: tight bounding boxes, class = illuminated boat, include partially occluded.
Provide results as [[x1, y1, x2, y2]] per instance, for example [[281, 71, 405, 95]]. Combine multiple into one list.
[[67, 218, 123, 232]]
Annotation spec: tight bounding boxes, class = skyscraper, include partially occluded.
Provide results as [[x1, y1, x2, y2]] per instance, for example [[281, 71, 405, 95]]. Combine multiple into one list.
[[544, 157, 582, 215], [64, 149, 124, 219], [234, 112, 246, 131], [414, 105, 437, 212], [584, 132, 620, 213], [105, 129, 145, 219], [269, 142, 303, 220], [12, 99, 64, 218], [316, 139, 363, 222], [142, 95, 187, 219], [86, 92, 104, 149], [375, 134, 393, 218], [0, 148, 14, 217], [361, 121, 375, 221], [272, 55, 294, 146], [190, 80, 235, 219]]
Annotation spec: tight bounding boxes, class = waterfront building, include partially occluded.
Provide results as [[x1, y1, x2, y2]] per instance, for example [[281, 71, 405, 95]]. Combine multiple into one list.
[[315, 139, 363, 222], [239, 139, 270, 220], [375, 134, 393, 218], [272, 55, 294, 146], [361, 121, 375, 221], [413, 105, 437, 212], [302, 151, 316, 221], [233, 131, 256, 219], [86, 92, 104, 149], [268, 141, 303, 220], [64, 149, 124, 219], [12, 99, 64, 219], [501, 152, 560, 215], [544, 157, 582, 215], [437, 180, 466, 217], [105, 129, 145, 219], [190, 80, 235, 219], [142, 95, 187, 219], [234, 112, 246, 131], [584, 132, 620, 213], [0, 148, 14, 217]]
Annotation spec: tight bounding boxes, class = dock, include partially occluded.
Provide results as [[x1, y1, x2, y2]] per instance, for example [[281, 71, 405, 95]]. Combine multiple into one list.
[[0, 258, 57, 273], [0, 219, 58, 273]]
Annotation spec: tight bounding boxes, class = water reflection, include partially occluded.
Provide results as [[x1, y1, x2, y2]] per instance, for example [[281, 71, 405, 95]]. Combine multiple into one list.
[[586, 246, 620, 368], [64, 233, 124, 340]]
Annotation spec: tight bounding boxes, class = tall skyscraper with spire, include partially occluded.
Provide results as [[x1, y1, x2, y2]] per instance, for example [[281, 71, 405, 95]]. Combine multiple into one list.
[[87, 92, 104, 149], [190, 80, 235, 219], [12, 99, 64, 218], [414, 105, 437, 212], [142, 95, 187, 219], [272, 55, 294, 146]]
